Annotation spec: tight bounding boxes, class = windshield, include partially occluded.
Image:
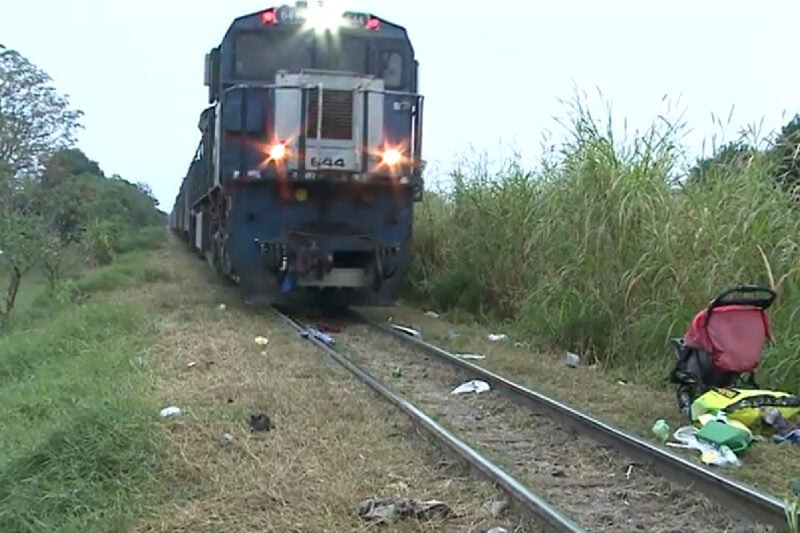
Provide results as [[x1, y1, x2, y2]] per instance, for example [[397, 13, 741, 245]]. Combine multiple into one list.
[[234, 31, 311, 79], [232, 31, 408, 89]]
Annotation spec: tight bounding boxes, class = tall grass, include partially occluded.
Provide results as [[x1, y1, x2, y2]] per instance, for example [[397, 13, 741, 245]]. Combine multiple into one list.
[[0, 242, 169, 531], [409, 94, 800, 387]]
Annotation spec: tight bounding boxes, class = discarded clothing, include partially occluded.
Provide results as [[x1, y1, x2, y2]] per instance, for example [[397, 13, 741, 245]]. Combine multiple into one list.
[[358, 496, 453, 523]]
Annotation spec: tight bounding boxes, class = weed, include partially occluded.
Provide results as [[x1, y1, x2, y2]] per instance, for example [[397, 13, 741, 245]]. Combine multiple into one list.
[[409, 93, 800, 389]]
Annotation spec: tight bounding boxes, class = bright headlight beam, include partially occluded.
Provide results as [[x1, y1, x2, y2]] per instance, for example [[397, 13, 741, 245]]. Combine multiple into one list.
[[269, 143, 287, 160], [303, 2, 343, 32], [382, 149, 402, 166]]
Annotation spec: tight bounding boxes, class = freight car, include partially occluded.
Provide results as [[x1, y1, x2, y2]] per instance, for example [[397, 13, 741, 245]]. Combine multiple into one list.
[[170, 1, 425, 308]]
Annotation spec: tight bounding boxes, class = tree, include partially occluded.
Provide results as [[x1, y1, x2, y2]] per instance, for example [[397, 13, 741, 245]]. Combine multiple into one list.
[[0, 47, 83, 319], [770, 114, 800, 189], [0, 208, 45, 319], [135, 181, 159, 208], [0, 46, 83, 182], [687, 140, 757, 186], [0, 47, 164, 320], [41, 147, 103, 188]]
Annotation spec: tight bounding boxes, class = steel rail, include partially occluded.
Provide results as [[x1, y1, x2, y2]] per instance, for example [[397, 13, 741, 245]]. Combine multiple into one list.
[[271, 305, 584, 533], [360, 314, 789, 532]]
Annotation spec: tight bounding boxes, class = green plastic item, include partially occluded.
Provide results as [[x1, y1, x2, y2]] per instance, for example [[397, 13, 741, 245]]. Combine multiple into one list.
[[651, 419, 670, 442], [695, 420, 752, 454]]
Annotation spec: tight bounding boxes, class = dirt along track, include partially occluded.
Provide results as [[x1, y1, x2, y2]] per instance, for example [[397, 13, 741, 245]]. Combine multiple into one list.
[[137, 239, 545, 532], [316, 319, 775, 533]]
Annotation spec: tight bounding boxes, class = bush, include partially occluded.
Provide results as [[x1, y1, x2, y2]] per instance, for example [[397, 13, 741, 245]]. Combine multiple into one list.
[[82, 219, 119, 266], [410, 96, 800, 389]]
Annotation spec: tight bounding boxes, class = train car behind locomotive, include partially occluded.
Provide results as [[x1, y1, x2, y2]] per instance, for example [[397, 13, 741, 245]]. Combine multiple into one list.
[[170, 1, 425, 308]]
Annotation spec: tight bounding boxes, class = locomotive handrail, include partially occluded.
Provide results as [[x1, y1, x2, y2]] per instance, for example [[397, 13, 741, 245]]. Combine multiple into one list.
[[220, 81, 424, 176], [222, 82, 423, 99]]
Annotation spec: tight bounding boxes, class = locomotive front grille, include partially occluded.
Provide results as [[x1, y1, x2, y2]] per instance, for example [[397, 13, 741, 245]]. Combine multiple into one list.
[[306, 88, 353, 141]]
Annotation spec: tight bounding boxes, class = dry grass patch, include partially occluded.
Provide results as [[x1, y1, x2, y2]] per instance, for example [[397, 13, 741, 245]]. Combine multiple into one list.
[[362, 303, 800, 500], [132, 240, 535, 532]]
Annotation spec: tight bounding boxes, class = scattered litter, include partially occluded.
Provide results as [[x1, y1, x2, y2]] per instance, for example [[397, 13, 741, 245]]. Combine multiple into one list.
[[455, 353, 486, 361], [625, 464, 634, 480], [249, 412, 274, 432], [773, 428, 800, 444], [617, 379, 627, 385], [159, 406, 182, 418], [487, 333, 507, 342], [187, 361, 197, 369], [451, 379, 491, 395], [260, 351, 267, 356], [562, 351, 580, 367], [300, 327, 335, 346], [485, 528, 509, 533], [391, 324, 421, 338], [217, 303, 226, 311], [254, 336, 269, 346], [424, 310, 440, 318], [651, 419, 670, 442], [666, 426, 741, 467], [392, 366, 403, 378], [762, 406, 791, 432], [482, 499, 509, 518], [358, 496, 453, 524], [220, 432, 234, 447]]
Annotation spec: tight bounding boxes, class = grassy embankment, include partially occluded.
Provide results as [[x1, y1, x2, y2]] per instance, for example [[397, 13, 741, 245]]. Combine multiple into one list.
[[408, 97, 800, 390], [391, 96, 800, 498], [0, 227, 169, 531]]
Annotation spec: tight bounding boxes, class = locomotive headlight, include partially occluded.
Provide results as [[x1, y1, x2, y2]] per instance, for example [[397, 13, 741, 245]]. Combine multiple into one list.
[[303, 2, 343, 32], [381, 148, 402, 166], [269, 143, 287, 160]]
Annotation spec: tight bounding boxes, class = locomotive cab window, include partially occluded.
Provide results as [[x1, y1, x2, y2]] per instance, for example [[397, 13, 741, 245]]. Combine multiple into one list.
[[234, 32, 311, 79], [315, 35, 368, 75], [338, 37, 369, 74], [377, 44, 410, 89]]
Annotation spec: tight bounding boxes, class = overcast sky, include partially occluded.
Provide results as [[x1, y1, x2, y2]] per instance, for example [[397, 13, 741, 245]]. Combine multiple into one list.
[[2, 0, 798, 209]]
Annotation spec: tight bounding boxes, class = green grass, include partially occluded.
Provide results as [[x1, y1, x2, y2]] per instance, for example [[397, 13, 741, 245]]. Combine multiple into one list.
[[0, 242, 169, 531], [407, 93, 800, 391], [115, 225, 168, 255], [73, 252, 172, 295]]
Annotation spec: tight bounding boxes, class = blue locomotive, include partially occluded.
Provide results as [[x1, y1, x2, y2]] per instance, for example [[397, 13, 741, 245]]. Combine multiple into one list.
[[170, 1, 425, 307]]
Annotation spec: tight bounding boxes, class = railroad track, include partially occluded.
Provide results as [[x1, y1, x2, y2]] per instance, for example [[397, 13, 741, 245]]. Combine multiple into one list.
[[273, 306, 788, 532]]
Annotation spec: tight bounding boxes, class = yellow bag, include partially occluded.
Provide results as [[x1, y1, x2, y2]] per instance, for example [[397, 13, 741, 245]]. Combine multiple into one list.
[[690, 387, 800, 428]]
